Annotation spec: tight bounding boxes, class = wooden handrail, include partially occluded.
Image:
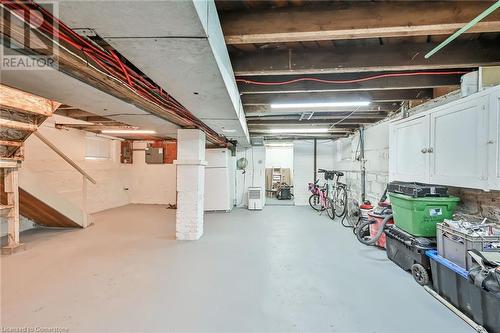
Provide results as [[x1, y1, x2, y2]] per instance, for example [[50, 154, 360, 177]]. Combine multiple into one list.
[[33, 131, 97, 184]]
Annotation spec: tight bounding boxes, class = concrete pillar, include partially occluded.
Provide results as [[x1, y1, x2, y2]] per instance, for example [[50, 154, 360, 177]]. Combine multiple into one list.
[[174, 129, 207, 240]]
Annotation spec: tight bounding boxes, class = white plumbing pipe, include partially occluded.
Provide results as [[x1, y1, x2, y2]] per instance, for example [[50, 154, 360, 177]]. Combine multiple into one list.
[[423, 286, 488, 333]]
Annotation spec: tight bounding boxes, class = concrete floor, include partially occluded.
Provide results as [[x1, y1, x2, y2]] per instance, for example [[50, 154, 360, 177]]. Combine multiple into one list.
[[1, 204, 472, 333], [265, 197, 295, 206]]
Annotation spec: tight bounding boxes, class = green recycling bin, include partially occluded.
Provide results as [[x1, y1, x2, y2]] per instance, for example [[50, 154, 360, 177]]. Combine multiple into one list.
[[388, 192, 460, 237]]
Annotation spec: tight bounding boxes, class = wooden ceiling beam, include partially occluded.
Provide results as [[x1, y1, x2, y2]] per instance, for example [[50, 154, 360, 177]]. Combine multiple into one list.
[[0, 84, 60, 116], [221, 1, 500, 44], [238, 72, 462, 94], [232, 40, 500, 76], [0, 119, 38, 132], [242, 89, 432, 105]]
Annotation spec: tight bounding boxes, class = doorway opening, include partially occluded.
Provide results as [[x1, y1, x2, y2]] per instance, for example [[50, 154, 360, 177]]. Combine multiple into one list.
[[265, 143, 294, 206]]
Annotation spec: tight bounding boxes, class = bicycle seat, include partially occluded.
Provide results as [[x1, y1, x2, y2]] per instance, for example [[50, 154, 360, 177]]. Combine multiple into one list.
[[324, 171, 335, 180], [335, 171, 344, 177]]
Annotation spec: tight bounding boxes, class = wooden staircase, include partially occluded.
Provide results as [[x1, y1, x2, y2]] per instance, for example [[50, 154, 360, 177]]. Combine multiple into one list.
[[1, 84, 67, 254]]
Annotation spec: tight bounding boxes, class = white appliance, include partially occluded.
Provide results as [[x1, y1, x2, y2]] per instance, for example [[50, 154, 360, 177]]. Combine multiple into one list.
[[248, 187, 263, 210], [204, 148, 235, 212]]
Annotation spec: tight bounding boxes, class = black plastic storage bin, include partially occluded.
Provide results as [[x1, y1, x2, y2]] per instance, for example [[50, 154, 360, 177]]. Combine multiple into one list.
[[384, 225, 436, 285], [387, 181, 449, 198], [427, 250, 500, 333]]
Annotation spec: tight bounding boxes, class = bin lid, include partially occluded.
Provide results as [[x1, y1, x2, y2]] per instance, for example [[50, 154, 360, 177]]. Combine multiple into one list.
[[385, 225, 436, 249], [388, 192, 460, 202]]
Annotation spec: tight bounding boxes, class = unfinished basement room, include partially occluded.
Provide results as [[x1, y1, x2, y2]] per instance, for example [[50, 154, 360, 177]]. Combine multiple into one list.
[[1, 1, 500, 332]]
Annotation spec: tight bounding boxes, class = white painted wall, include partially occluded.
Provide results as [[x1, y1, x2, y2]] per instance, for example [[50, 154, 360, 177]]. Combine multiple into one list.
[[235, 146, 266, 207], [333, 122, 390, 205], [123, 141, 177, 205], [1, 115, 177, 237], [265, 146, 294, 169], [293, 140, 336, 206], [20, 116, 130, 214]]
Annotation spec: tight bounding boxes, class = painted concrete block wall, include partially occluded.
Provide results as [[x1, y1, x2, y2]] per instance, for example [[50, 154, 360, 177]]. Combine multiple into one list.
[[124, 141, 177, 205], [293, 140, 336, 206], [235, 146, 266, 207], [265, 146, 294, 169], [332, 122, 390, 205], [20, 117, 130, 214]]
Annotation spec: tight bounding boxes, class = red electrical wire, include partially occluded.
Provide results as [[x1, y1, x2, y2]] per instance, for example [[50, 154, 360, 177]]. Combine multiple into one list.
[[236, 71, 469, 85], [110, 50, 134, 89]]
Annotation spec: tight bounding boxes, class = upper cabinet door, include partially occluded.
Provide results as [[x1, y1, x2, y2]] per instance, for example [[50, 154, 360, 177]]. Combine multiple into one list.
[[389, 115, 430, 183], [488, 89, 500, 190], [429, 96, 489, 189]]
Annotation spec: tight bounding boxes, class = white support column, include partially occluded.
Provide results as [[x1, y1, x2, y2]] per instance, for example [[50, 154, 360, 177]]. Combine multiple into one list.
[[174, 129, 207, 240]]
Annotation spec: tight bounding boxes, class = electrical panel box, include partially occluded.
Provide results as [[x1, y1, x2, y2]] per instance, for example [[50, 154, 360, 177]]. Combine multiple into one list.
[[120, 140, 133, 164], [145, 144, 164, 164]]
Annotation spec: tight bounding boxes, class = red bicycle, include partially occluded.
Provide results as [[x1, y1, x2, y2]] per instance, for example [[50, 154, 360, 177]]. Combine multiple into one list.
[[308, 173, 335, 220]]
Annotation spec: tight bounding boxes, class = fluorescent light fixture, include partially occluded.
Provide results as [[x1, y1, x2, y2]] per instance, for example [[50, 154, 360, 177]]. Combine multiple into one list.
[[221, 128, 237, 133], [271, 101, 370, 109], [85, 156, 109, 160], [101, 129, 156, 134], [269, 128, 330, 134]]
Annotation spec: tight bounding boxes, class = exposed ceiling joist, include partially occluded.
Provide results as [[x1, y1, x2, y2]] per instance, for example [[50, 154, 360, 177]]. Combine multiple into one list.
[[237, 72, 463, 94], [232, 40, 500, 76], [241, 89, 432, 105], [221, 1, 500, 44]]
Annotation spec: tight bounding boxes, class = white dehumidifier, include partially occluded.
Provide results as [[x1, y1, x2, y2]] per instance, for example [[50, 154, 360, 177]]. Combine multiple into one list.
[[248, 187, 263, 210]]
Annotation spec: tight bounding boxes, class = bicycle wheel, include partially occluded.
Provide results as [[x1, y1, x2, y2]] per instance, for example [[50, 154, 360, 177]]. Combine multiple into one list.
[[325, 198, 335, 220], [309, 194, 324, 211], [342, 200, 360, 228], [334, 186, 348, 217]]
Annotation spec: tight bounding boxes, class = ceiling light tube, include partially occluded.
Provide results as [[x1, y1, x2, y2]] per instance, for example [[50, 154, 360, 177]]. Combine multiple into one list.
[[269, 128, 330, 134], [270, 101, 370, 109], [101, 129, 157, 134]]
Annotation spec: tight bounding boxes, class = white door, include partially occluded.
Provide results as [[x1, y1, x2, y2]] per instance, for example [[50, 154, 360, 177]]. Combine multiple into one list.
[[389, 115, 430, 183], [488, 89, 500, 190], [429, 95, 489, 189]]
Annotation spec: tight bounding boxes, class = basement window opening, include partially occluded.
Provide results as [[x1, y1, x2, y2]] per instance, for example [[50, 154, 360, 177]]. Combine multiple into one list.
[[85, 136, 111, 161]]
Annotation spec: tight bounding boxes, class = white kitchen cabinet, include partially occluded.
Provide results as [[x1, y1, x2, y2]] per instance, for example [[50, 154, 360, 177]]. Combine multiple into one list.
[[390, 85, 500, 191], [389, 115, 430, 183], [488, 89, 500, 189], [429, 95, 489, 189]]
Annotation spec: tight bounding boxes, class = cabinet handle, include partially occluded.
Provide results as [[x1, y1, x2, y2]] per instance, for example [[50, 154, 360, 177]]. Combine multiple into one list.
[[421, 148, 428, 154], [487, 140, 495, 144], [428, 147, 434, 153]]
